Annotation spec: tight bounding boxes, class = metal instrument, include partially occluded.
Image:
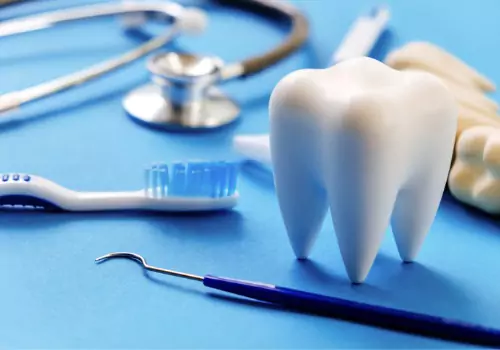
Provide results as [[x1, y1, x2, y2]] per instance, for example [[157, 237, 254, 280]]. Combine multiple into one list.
[[0, 0, 309, 130], [95, 252, 500, 347]]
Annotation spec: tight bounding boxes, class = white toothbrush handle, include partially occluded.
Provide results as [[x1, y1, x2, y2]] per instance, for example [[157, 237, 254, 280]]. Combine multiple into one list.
[[68, 191, 239, 212], [67, 191, 147, 211], [0, 175, 238, 212]]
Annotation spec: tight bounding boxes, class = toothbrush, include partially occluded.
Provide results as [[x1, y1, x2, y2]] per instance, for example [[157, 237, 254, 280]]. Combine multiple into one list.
[[233, 6, 390, 169], [0, 161, 239, 212]]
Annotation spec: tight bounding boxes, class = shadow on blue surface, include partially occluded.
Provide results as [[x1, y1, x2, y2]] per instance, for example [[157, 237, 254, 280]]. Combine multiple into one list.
[[440, 190, 500, 230], [0, 209, 244, 235], [381, 262, 475, 317], [239, 162, 275, 191], [205, 292, 461, 347], [289, 256, 475, 318]]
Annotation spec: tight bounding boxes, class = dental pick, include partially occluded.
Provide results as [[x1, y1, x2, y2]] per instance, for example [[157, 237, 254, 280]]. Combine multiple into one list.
[[95, 252, 500, 347]]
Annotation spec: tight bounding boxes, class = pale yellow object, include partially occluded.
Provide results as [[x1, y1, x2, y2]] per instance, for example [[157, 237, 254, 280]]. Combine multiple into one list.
[[457, 107, 500, 138], [449, 126, 500, 214], [445, 80, 498, 117], [385, 41, 495, 92]]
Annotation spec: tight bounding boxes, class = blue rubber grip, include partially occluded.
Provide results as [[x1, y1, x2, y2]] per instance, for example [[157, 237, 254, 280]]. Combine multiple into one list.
[[203, 275, 500, 346]]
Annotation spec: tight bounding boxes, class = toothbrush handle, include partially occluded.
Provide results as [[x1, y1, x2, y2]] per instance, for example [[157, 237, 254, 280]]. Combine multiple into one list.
[[203, 275, 500, 347], [70, 192, 146, 211], [71, 192, 238, 212]]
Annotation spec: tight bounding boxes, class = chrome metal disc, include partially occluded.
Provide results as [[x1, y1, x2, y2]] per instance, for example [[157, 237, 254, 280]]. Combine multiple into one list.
[[123, 84, 240, 130]]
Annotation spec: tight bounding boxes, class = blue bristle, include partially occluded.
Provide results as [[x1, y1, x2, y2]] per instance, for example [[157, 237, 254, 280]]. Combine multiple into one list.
[[186, 162, 204, 197], [219, 161, 229, 198], [151, 164, 159, 198], [227, 162, 238, 196], [184, 163, 196, 197], [169, 163, 187, 196], [211, 162, 223, 198], [199, 162, 211, 197], [158, 163, 169, 197], [144, 161, 239, 198], [144, 167, 151, 196]]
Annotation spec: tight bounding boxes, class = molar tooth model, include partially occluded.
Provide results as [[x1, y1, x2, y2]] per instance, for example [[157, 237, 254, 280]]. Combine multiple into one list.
[[269, 56, 458, 283]]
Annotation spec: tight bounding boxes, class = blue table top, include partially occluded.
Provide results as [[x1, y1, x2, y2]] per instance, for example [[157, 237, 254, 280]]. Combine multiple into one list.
[[1, 0, 500, 348]]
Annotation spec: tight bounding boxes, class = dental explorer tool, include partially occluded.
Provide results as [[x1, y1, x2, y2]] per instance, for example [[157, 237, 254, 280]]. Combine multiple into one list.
[[95, 252, 500, 347]]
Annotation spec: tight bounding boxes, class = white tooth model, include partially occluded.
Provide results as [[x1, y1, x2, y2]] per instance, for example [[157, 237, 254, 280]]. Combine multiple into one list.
[[269, 56, 458, 283]]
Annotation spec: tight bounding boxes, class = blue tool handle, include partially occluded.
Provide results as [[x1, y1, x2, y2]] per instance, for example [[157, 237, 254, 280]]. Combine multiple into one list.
[[203, 275, 500, 347]]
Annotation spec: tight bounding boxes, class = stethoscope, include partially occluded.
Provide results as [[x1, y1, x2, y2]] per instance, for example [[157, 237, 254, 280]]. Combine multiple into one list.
[[0, 0, 309, 130]]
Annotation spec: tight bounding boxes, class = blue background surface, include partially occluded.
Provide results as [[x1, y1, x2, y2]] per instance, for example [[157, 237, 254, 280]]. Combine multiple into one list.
[[1, 0, 500, 348]]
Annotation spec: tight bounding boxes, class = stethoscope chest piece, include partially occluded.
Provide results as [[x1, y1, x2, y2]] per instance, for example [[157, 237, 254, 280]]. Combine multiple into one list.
[[123, 52, 240, 130]]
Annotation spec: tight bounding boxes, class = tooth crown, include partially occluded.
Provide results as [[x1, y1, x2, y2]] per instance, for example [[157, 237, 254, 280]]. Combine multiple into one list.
[[269, 56, 458, 283]]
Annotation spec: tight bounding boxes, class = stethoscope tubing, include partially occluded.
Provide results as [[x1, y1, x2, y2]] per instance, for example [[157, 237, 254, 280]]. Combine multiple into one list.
[[0, 0, 309, 115], [0, 1, 187, 114]]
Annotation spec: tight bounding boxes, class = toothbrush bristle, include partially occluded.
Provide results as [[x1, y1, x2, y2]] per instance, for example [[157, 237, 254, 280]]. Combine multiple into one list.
[[144, 161, 239, 198]]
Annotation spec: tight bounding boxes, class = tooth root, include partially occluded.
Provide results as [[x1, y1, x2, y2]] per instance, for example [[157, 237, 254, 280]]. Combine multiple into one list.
[[274, 168, 328, 259], [390, 106, 456, 261], [328, 176, 397, 283], [272, 132, 328, 260], [270, 71, 329, 259], [391, 130, 456, 261], [391, 177, 445, 262], [326, 122, 398, 284]]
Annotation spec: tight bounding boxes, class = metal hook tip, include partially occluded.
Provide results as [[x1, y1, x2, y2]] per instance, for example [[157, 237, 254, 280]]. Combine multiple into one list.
[[94, 252, 147, 265], [94, 254, 112, 263], [94, 251, 204, 281]]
